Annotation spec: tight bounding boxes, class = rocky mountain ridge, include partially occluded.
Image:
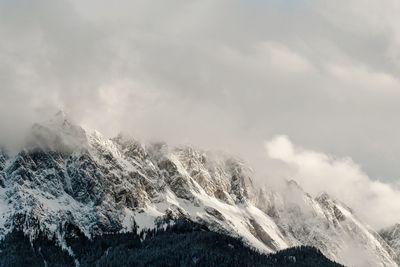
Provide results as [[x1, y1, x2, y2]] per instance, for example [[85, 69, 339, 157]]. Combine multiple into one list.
[[0, 112, 398, 266]]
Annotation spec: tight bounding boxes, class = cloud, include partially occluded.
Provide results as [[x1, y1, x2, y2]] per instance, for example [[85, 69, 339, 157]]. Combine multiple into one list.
[[265, 135, 400, 229], [2, 0, 400, 192], [327, 63, 400, 91], [257, 42, 315, 74]]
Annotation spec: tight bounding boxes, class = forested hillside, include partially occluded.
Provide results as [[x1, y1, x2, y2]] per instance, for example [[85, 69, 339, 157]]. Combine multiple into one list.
[[0, 219, 344, 267]]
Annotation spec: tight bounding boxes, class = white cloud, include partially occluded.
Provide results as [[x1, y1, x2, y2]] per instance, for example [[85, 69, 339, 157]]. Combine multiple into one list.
[[265, 135, 400, 229], [256, 42, 315, 74], [327, 63, 399, 91]]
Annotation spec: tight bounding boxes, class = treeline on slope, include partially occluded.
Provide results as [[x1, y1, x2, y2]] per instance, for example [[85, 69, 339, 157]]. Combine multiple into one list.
[[0, 219, 344, 267]]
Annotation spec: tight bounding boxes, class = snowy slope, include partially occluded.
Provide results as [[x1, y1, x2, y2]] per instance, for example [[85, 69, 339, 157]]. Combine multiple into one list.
[[256, 181, 396, 267], [381, 224, 400, 265], [0, 113, 398, 267]]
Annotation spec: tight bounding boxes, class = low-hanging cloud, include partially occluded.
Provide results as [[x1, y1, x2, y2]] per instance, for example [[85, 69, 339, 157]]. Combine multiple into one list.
[[265, 135, 400, 229], [2, 0, 400, 226]]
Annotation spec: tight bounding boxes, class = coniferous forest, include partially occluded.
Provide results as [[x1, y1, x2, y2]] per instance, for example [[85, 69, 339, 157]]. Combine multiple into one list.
[[0, 219, 344, 267]]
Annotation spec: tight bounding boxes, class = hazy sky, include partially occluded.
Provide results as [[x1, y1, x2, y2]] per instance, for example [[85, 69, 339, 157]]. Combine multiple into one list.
[[2, 0, 400, 227]]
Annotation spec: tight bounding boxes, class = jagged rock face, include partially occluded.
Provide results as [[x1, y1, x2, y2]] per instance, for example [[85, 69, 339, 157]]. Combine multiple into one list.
[[0, 148, 8, 187], [172, 147, 255, 204], [381, 224, 400, 265], [0, 114, 398, 267], [1, 120, 166, 238], [0, 116, 274, 243], [256, 181, 397, 267]]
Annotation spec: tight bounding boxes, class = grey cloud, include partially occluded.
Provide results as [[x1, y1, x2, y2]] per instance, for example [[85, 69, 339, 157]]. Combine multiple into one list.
[[265, 135, 400, 229], [1, 0, 400, 217]]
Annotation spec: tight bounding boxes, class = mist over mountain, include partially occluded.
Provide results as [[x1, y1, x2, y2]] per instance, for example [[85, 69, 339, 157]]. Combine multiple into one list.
[[0, 114, 398, 266], [2, 0, 400, 266]]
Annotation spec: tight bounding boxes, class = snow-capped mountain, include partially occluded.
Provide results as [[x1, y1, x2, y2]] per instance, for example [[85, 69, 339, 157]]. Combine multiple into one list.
[[0, 112, 398, 266]]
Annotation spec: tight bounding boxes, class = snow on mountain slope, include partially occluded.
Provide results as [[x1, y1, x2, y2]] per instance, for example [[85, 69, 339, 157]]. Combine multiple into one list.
[[256, 181, 397, 267], [380, 224, 400, 265], [0, 113, 398, 267], [0, 114, 288, 252]]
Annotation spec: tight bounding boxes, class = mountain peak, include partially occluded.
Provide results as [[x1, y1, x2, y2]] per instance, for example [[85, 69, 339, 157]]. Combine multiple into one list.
[[54, 109, 67, 119], [48, 109, 73, 128], [1, 117, 398, 267], [27, 110, 89, 153]]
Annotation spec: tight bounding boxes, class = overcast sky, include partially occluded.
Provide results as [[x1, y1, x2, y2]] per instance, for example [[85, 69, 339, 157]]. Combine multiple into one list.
[[2, 0, 400, 227]]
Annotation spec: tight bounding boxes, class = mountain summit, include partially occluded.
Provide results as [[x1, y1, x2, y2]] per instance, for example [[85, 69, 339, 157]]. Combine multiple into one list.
[[0, 116, 398, 266]]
